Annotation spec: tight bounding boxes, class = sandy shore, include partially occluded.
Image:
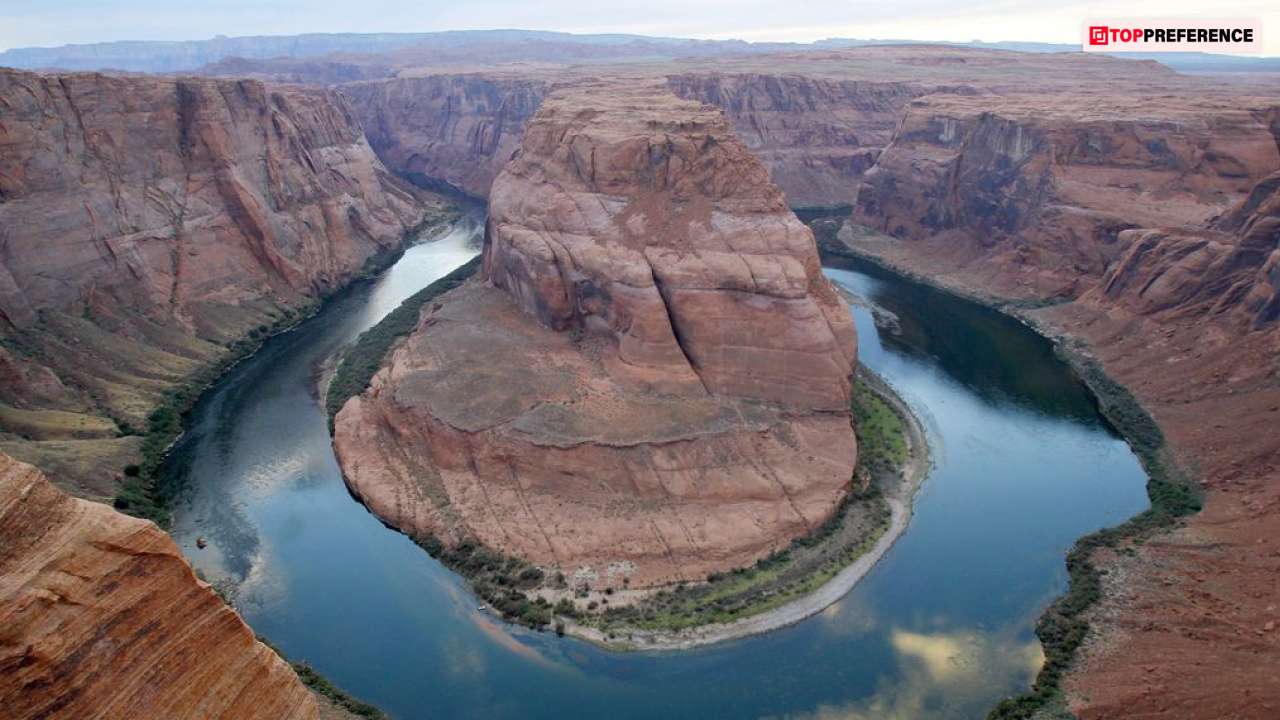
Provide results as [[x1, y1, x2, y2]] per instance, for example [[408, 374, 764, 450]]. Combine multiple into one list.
[[564, 369, 932, 651]]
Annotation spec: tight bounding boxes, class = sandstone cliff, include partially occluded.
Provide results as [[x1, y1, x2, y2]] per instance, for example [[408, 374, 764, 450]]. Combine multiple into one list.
[[851, 93, 1280, 301], [1094, 169, 1280, 328], [0, 452, 318, 720], [334, 80, 858, 588], [0, 68, 437, 497], [344, 74, 549, 198], [667, 73, 965, 209]]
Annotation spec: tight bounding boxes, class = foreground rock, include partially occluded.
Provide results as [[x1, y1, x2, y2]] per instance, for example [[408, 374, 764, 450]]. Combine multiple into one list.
[[0, 68, 437, 497], [0, 453, 317, 720], [335, 80, 857, 588]]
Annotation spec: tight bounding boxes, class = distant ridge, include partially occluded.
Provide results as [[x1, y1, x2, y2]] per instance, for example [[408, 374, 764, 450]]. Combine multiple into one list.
[[1, 29, 1277, 74], [0, 29, 785, 73]]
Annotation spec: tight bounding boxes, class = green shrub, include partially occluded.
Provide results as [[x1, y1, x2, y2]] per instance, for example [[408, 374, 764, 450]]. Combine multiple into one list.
[[293, 663, 385, 719], [326, 257, 481, 427]]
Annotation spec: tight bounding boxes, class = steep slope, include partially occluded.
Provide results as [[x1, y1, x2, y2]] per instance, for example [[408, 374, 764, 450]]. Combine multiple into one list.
[[0, 68, 438, 497], [851, 93, 1279, 300], [334, 80, 858, 588], [343, 74, 549, 198], [667, 73, 966, 208], [1094, 169, 1280, 328], [0, 452, 318, 720]]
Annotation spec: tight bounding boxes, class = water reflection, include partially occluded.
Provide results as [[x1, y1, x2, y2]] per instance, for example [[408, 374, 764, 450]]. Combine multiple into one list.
[[824, 256, 1099, 425], [776, 627, 1043, 720]]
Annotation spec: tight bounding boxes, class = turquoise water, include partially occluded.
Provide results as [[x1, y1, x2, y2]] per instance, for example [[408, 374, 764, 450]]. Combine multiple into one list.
[[168, 227, 1149, 719]]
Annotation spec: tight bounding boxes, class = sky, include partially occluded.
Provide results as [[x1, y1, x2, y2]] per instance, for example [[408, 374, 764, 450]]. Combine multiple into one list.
[[2, 0, 1277, 55]]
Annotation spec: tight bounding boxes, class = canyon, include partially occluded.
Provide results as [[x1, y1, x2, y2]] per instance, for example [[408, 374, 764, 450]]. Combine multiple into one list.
[[0, 35, 1277, 719], [0, 68, 441, 499], [333, 80, 859, 589], [320, 45, 1278, 715]]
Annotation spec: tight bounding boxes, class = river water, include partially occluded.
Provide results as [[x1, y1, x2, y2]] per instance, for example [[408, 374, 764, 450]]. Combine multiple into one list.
[[168, 222, 1149, 719]]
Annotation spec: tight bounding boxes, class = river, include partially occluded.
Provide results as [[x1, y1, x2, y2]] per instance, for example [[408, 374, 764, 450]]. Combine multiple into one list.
[[168, 220, 1149, 719]]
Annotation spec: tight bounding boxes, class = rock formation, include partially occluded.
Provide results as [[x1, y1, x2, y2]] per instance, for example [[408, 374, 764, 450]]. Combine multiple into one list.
[[0, 452, 318, 720], [334, 80, 858, 587], [0, 68, 437, 497], [1094, 170, 1280, 328], [344, 74, 548, 198], [851, 93, 1279, 300], [667, 73, 962, 209]]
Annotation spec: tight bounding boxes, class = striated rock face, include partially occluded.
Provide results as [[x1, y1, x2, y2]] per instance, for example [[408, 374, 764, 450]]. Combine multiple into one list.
[[0, 452, 317, 720], [344, 75, 549, 198], [851, 94, 1280, 300], [0, 68, 433, 496], [1094, 170, 1280, 328], [335, 81, 857, 587], [668, 73, 961, 208], [486, 80, 857, 408]]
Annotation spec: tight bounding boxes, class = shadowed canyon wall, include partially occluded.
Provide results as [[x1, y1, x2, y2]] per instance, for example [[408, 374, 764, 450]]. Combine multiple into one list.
[[344, 74, 549, 199]]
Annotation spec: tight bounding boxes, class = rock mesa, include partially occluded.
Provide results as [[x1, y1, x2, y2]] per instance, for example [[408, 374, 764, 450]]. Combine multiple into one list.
[[334, 80, 858, 587]]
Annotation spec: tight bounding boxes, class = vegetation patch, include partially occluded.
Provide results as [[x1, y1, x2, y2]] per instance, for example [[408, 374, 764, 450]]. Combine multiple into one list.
[[851, 376, 909, 474], [588, 482, 890, 634], [986, 354, 1201, 720], [404, 376, 914, 639], [293, 664, 386, 719], [325, 256, 482, 426], [258, 638, 385, 719], [414, 534, 556, 630]]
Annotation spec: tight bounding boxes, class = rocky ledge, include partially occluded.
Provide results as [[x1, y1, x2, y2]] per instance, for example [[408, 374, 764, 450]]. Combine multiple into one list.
[[0, 452, 317, 720], [334, 80, 858, 589]]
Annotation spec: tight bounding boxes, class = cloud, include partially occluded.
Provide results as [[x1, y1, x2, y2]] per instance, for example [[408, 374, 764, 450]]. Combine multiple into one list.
[[766, 626, 1045, 720]]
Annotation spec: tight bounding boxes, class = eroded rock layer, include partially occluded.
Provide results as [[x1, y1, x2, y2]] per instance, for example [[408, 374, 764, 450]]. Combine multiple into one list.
[[851, 92, 1279, 301], [0, 452, 317, 720], [0, 68, 435, 497], [344, 74, 549, 198], [666, 73, 957, 209], [485, 80, 857, 409], [335, 80, 857, 587]]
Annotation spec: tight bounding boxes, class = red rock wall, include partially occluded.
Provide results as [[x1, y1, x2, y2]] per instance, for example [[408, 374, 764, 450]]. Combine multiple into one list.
[[485, 79, 857, 410], [852, 95, 1280, 300], [343, 74, 548, 199], [0, 68, 434, 494], [667, 73, 961, 208], [0, 452, 317, 720]]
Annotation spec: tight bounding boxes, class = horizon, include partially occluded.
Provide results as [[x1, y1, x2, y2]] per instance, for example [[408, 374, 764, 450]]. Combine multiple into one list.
[[2, 1, 1277, 56]]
